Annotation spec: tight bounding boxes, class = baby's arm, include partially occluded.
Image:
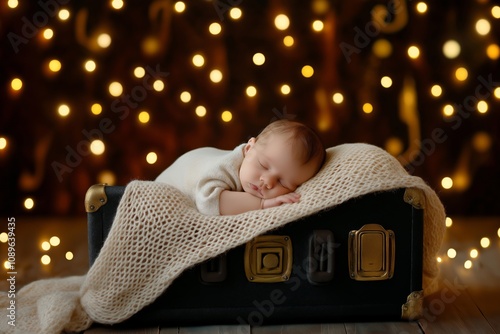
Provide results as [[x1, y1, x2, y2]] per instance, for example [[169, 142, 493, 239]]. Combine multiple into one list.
[[219, 190, 300, 215]]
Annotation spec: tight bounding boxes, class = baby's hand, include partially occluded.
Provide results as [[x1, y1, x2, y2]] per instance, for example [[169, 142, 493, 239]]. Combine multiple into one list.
[[262, 192, 301, 209]]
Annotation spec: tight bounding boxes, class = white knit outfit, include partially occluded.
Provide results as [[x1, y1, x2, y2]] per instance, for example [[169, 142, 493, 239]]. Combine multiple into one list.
[[155, 144, 245, 215]]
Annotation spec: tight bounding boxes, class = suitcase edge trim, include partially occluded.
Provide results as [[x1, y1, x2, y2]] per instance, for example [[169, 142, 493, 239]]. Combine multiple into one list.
[[85, 183, 108, 213], [401, 289, 424, 320]]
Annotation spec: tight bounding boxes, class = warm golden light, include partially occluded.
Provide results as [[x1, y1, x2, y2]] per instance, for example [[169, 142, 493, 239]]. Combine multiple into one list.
[[283, 36, 294, 47], [58, 9, 70, 21], [385, 137, 403, 156], [229, 7, 242, 20], [0, 233, 7, 243], [253, 53, 265, 66], [312, 20, 324, 32], [221, 110, 232, 122], [246, 86, 257, 97], [7, 0, 18, 9], [476, 18, 491, 35], [274, 14, 290, 30], [445, 217, 453, 227], [91, 103, 102, 115], [416, 2, 428, 13], [473, 132, 492, 152], [480, 237, 490, 248], [301, 65, 314, 78], [470, 249, 478, 259], [11, 78, 23, 91], [455, 67, 468, 81], [138, 111, 150, 123], [195, 105, 207, 117], [443, 104, 454, 117], [443, 40, 461, 59], [134, 67, 145, 78], [277, 84, 290, 95], [41, 255, 51, 265], [174, 1, 186, 13], [97, 33, 112, 48], [42, 28, 54, 40], [492, 6, 500, 19], [84, 60, 96, 72], [210, 69, 223, 83], [58, 104, 70, 117], [209, 22, 222, 35], [90, 140, 105, 155], [111, 0, 124, 10], [24, 198, 34, 210], [3, 261, 11, 270], [486, 44, 500, 60], [372, 39, 392, 58], [98, 170, 116, 185], [497, 227, 500, 238], [66, 252, 74, 261], [436, 257, 442, 263], [109, 82, 123, 97], [50, 236, 61, 247], [495, 87, 500, 99], [153, 80, 164, 91], [180, 91, 192, 103], [192, 54, 205, 67], [146, 152, 157, 164], [447, 248, 457, 259], [441, 177, 453, 189], [332, 92, 344, 104], [49, 59, 62, 72], [381, 76, 392, 88], [0, 138, 6, 150], [431, 84, 442, 97], [41, 241, 51, 251], [407, 46, 420, 59], [464, 260, 472, 270], [362, 103, 373, 114], [477, 100, 488, 114]]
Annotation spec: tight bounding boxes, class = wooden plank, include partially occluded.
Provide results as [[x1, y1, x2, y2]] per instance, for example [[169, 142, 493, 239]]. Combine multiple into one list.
[[160, 328, 180, 334], [84, 326, 160, 333], [179, 325, 249, 334], [252, 323, 347, 333], [345, 321, 422, 334]]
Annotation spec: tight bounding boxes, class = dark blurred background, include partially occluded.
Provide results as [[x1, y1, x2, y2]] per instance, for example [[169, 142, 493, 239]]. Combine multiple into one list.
[[1, 0, 499, 217]]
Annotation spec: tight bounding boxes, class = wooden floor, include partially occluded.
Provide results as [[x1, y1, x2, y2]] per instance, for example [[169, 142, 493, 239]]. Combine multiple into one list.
[[1, 216, 499, 333]]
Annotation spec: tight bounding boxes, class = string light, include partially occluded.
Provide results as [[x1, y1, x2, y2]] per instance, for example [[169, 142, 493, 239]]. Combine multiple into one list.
[[209, 69, 223, 83], [24, 198, 34, 210], [7, 0, 18, 9], [97, 33, 112, 48], [475, 19, 491, 35], [443, 104, 454, 117], [447, 248, 457, 259], [192, 54, 205, 67], [41, 241, 51, 251], [253, 53, 265, 66], [109, 82, 123, 97], [0, 233, 7, 243], [84, 60, 96, 72], [195, 106, 207, 117], [111, 0, 124, 10], [221, 110, 232, 122], [153, 80, 164, 91], [134, 67, 145, 78], [372, 39, 392, 58], [209, 22, 222, 35], [274, 14, 290, 30], [443, 40, 461, 59], [445, 217, 453, 227], [486, 44, 500, 60], [0, 137, 7, 150], [66, 252, 74, 261], [312, 20, 324, 32], [174, 1, 185, 13], [90, 140, 105, 155], [492, 6, 500, 19], [246, 86, 257, 97], [407, 45, 420, 59], [472, 132, 492, 152], [495, 87, 500, 99], [180, 91, 192, 103], [58, 104, 70, 117], [480, 237, 490, 248], [283, 36, 294, 47], [470, 249, 478, 258], [41, 255, 51, 265], [229, 8, 242, 20], [98, 170, 116, 185], [280, 84, 291, 95], [50, 236, 60, 246], [48, 59, 62, 72], [477, 100, 488, 114], [58, 9, 70, 21], [301, 65, 314, 78], [441, 177, 453, 189], [385, 137, 403, 156], [436, 257, 442, 263], [332, 92, 344, 104], [455, 67, 468, 81], [431, 84, 442, 97], [362, 103, 373, 114], [91, 103, 102, 115], [146, 152, 157, 164], [381, 76, 393, 88], [464, 260, 472, 270], [497, 227, 500, 238], [416, 2, 428, 14], [42, 28, 54, 40], [138, 111, 150, 123], [11, 78, 23, 91]]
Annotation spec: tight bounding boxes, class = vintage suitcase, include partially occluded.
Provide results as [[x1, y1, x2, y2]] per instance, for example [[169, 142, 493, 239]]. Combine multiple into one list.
[[85, 184, 424, 327]]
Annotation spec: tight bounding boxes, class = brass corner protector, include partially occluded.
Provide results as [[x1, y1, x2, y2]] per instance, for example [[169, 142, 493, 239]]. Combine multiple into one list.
[[401, 290, 424, 320], [85, 183, 108, 213], [404, 188, 425, 209]]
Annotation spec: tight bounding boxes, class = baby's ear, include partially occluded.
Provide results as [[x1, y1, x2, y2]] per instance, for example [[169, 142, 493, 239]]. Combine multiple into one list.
[[244, 137, 256, 155]]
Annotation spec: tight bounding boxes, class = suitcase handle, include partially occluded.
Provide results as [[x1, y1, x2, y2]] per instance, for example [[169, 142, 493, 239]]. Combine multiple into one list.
[[307, 230, 335, 285]]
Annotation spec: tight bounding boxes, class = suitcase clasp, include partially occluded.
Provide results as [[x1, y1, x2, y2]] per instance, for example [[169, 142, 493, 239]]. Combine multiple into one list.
[[308, 230, 335, 285], [244, 235, 292, 283], [348, 224, 395, 281]]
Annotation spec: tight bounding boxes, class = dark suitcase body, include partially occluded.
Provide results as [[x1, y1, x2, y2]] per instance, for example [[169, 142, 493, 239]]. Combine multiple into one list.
[[85, 184, 424, 327]]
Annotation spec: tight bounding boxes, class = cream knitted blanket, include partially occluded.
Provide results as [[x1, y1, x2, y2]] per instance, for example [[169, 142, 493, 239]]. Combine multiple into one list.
[[0, 143, 445, 334]]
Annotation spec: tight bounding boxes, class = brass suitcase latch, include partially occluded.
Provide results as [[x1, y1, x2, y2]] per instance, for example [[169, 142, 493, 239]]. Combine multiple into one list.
[[348, 224, 395, 281], [244, 235, 292, 283]]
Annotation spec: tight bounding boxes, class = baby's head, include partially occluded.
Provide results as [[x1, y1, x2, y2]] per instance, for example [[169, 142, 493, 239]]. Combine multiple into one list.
[[240, 120, 325, 199]]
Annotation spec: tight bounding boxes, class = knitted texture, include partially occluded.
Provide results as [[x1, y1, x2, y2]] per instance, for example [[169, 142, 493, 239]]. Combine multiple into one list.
[[0, 143, 446, 333]]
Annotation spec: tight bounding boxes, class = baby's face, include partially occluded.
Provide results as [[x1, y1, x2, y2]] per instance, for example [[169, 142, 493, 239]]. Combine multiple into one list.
[[239, 133, 318, 199]]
